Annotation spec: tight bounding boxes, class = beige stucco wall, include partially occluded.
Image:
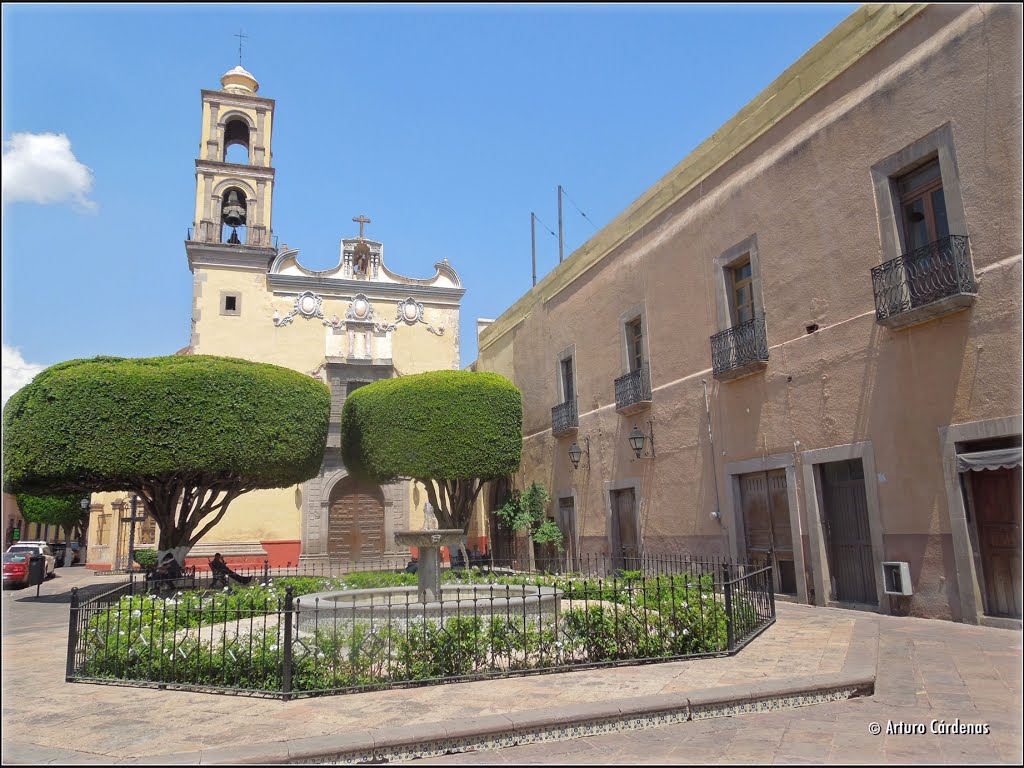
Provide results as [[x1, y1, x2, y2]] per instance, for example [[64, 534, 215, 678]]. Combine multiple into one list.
[[476, 4, 1022, 620]]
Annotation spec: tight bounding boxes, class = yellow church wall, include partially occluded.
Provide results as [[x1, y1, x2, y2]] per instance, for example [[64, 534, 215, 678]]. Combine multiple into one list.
[[391, 305, 460, 373], [202, 486, 300, 544], [193, 268, 322, 373]]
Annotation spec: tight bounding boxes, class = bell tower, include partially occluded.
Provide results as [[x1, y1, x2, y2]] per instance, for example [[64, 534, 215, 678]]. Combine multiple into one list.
[[186, 65, 275, 256]]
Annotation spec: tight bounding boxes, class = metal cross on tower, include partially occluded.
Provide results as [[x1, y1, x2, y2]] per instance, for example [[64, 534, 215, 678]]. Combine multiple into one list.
[[352, 214, 372, 239], [235, 28, 248, 65]]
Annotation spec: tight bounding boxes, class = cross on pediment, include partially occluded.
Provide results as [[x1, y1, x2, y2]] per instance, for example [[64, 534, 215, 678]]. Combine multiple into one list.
[[353, 214, 371, 240]]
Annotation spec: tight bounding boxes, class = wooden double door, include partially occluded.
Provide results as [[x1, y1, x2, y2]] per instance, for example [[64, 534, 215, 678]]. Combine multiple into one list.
[[820, 459, 877, 605], [738, 469, 796, 594], [610, 489, 640, 571], [969, 467, 1022, 619], [328, 477, 385, 561]]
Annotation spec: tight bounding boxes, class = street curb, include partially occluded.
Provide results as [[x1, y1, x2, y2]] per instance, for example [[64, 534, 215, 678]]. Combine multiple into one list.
[[119, 669, 876, 765]]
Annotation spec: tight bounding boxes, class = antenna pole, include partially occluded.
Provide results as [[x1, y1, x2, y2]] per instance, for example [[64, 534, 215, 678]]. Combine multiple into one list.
[[531, 212, 537, 287], [558, 185, 564, 263]]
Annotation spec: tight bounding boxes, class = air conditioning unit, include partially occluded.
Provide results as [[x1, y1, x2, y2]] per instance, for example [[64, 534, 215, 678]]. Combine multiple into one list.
[[882, 561, 913, 596]]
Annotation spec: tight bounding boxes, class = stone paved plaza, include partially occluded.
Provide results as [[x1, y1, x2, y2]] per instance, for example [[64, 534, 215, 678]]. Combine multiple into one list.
[[1, 567, 1021, 764]]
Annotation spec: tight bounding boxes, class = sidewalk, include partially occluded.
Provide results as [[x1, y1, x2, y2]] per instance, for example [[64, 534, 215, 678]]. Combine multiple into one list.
[[1, 568, 1020, 764]]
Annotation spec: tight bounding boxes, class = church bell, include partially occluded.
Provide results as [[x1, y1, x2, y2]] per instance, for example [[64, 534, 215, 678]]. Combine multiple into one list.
[[222, 189, 247, 228]]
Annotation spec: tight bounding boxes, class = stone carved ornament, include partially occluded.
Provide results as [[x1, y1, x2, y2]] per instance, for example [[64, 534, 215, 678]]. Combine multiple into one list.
[[321, 294, 375, 331], [375, 297, 445, 336], [273, 290, 324, 327]]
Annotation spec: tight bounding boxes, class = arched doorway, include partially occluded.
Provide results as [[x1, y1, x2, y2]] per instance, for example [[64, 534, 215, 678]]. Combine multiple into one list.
[[328, 476, 385, 560]]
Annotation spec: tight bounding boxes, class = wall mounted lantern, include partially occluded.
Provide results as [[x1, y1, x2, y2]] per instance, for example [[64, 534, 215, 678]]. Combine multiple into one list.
[[628, 420, 656, 460], [568, 436, 590, 470]]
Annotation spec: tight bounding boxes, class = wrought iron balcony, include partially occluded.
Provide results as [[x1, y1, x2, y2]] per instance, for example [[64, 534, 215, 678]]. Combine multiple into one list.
[[711, 317, 769, 381], [614, 364, 652, 414], [871, 235, 975, 329], [551, 399, 578, 436]]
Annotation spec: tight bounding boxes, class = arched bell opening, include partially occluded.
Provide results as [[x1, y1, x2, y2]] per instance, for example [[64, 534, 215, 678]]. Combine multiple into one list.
[[223, 119, 251, 165], [220, 186, 248, 245]]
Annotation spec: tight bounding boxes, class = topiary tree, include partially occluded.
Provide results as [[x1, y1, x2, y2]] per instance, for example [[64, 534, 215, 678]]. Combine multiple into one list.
[[3, 355, 331, 566], [341, 370, 522, 546], [15, 492, 87, 566]]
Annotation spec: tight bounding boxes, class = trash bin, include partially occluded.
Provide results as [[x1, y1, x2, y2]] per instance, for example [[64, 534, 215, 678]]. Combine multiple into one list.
[[27, 555, 46, 587]]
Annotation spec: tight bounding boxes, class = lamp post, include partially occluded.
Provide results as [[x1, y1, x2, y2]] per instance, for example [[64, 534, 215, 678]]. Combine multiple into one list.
[[118, 495, 145, 572], [628, 420, 656, 460], [568, 437, 590, 470], [77, 496, 89, 566]]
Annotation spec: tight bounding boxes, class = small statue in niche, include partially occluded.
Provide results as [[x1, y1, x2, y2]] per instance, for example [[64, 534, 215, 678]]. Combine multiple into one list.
[[353, 242, 370, 276]]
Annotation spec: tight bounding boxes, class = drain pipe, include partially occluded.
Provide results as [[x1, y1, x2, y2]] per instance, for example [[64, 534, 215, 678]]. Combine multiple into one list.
[[702, 379, 723, 522]]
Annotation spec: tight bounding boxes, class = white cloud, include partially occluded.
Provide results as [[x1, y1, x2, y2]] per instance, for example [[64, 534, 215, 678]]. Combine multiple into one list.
[[2, 345, 47, 406], [1, 132, 97, 211]]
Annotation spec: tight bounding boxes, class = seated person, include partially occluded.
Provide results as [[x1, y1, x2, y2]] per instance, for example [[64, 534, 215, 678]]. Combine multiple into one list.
[[449, 547, 466, 569], [150, 554, 181, 595], [209, 552, 252, 586], [469, 545, 486, 568]]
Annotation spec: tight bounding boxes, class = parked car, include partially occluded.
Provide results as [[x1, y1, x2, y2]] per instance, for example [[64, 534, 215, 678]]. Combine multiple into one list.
[[5, 542, 56, 578], [2, 552, 30, 587], [49, 542, 80, 566]]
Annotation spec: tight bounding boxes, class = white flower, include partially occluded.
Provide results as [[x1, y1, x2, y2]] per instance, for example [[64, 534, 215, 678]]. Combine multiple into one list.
[[270, 644, 278, 652], [223, 587, 230, 592], [119, 631, 126, 636], [131, 610, 142, 617], [260, 582, 267, 587], [701, 593, 710, 601], [682, 628, 689, 636], [681, 601, 689, 609], [176, 592, 183, 597]]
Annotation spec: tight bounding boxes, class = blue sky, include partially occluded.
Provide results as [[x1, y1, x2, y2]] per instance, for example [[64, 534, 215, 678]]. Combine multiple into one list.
[[1, 3, 857, 399]]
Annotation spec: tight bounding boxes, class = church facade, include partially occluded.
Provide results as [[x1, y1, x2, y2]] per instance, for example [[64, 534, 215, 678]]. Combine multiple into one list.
[[85, 65, 468, 570]]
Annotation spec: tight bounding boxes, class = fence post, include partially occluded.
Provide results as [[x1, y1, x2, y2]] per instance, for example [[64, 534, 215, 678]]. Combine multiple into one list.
[[282, 586, 294, 701], [723, 563, 734, 651], [768, 565, 776, 618], [263, 559, 270, 585], [65, 587, 80, 681]]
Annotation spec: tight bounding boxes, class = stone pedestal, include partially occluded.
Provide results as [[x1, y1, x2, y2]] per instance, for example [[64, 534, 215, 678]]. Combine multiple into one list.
[[394, 529, 464, 603]]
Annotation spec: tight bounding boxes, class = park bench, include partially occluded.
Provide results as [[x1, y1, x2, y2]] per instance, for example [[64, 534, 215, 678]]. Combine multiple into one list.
[[144, 564, 197, 595]]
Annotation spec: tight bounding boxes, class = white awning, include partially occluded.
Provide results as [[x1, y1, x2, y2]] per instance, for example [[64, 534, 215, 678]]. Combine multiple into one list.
[[956, 447, 1023, 473]]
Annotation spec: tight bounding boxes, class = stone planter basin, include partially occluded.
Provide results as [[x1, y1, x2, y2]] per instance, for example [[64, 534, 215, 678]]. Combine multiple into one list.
[[294, 584, 562, 633]]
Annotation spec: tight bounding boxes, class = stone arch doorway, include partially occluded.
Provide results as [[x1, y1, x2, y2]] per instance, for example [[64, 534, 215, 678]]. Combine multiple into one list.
[[328, 476, 385, 560]]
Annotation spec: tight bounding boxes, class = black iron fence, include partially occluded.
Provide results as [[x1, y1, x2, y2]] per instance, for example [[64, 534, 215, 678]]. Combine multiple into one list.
[[871, 234, 974, 322], [614, 365, 652, 411], [66, 554, 774, 699], [551, 399, 579, 435], [710, 317, 769, 377]]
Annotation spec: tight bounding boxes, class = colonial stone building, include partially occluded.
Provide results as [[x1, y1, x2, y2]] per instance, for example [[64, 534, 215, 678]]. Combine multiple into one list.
[[86, 65, 468, 570], [472, 4, 1022, 625]]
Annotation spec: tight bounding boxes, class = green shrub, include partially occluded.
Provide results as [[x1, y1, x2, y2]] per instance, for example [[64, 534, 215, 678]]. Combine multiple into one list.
[[132, 549, 158, 569]]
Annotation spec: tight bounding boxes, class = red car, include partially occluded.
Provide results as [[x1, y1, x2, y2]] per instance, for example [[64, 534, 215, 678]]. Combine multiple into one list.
[[2, 552, 30, 587]]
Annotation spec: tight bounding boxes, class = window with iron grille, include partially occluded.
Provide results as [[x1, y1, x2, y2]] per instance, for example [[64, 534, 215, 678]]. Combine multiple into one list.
[[561, 356, 575, 402], [626, 318, 643, 372]]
